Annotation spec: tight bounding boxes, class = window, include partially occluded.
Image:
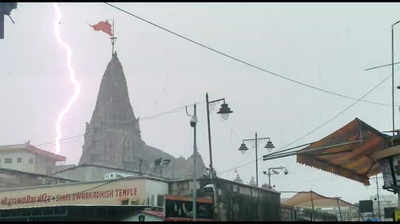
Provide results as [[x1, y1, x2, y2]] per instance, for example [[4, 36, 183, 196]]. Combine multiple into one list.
[[17, 158, 22, 163], [157, 195, 164, 207], [151, 195, 155, 206], [29, 158, 33, 164], [4, 158, 12, 164]]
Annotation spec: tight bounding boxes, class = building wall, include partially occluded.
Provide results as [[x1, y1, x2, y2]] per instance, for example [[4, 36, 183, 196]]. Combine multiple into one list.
[[0, 151, 36, 173], [34, 155, 55, 175], [144, 179, 169, 207], [0, 150, 57, 175], [168, 178, 281, 221], [369, 194, 397, 221], [0, 170, 74, 189], [53, 165, 140, 182]]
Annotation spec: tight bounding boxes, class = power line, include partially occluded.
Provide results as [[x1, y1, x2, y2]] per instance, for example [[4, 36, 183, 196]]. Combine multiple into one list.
[[282, 74, 391, 148], [218, 74, 391, 176], [141, 101, 202, 120], [35, 102, 201, 148], [104, 2, 393, 108], [365, 61, 400, 71]]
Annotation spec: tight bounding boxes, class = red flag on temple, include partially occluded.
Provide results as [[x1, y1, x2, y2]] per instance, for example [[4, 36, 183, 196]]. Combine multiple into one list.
[[90, 20, 113, 36]]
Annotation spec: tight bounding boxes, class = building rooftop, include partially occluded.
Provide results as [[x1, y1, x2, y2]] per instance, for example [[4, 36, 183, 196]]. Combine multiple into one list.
[[0, 142, 66, 161]]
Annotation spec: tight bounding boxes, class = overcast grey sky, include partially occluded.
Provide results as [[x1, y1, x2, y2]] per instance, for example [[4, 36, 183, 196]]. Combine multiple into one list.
[[2, 2, 400, 203]]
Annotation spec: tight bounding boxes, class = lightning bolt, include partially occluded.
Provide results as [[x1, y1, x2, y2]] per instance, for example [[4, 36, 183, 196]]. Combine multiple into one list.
[[53, 3, 81, 154]]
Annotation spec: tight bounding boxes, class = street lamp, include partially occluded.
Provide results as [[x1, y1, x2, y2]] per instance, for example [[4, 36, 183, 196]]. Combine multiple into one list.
[[205, 92, 232, 221], [238, 133, 274, 187], [392, 19, 400, 138], [263, 166, 288, 189], [205, 92, 233, 179]]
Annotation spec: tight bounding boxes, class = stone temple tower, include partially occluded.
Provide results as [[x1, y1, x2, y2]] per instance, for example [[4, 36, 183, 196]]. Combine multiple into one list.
[[79, 52, 143, 169], [79, 52, 207, 179]]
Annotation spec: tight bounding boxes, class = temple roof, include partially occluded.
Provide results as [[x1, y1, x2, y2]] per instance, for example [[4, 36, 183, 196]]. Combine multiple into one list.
[[90, 53, 137, 125]]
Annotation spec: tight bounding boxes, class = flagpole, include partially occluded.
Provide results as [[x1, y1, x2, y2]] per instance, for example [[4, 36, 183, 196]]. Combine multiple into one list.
[[111, 18, 117, 55]]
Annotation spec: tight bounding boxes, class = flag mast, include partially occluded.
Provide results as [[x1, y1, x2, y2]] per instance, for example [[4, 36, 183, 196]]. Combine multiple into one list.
[[111, 18, 117, 55]]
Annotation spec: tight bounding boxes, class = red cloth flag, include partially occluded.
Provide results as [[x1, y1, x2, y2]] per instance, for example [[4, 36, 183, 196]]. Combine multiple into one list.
[[90, 20, 113, 36]]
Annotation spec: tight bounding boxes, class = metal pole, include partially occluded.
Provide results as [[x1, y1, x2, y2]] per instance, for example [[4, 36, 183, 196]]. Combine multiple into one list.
[[255, 132, 259, 221], [193, 104, 197, 221], [205, 93, 219, 220], [255, 132, 258, 187], [111, 18, 115, 55], [192, 104, 197, 221], [392, 23, 400, 208], [337, 198, 342, 221], [268, 169, 271, 188], [310, 191, 314, 222], [376, 175, 381, 220], [206, 93, 214, 177], [392, 25, 395, 138]]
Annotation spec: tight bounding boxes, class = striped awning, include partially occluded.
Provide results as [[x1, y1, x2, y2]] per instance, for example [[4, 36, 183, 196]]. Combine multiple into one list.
[[297, 118, 390, 185], [282, 191, 353, 208]]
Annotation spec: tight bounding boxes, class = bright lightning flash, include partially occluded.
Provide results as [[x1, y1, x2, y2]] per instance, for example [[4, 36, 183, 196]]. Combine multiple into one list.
[[53, 3, 81, 154]]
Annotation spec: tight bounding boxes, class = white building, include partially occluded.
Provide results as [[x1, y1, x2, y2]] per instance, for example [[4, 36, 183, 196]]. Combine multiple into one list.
[[0, 142, 66, 175], [369, 194, 398, 221]]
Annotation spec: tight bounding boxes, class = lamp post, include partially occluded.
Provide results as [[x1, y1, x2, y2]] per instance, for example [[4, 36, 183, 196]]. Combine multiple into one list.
[[238, 133, 274, 187], [205, 92, 233, 179], [393, 19, 400, 210], [186, 104, 198, 220], [263, 166, 288, 189], [205, 92, 233, 221], [393, 20, 400, 139]]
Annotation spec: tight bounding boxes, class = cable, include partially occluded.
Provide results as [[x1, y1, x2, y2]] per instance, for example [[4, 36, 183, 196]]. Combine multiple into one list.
[[141, 101, 202, 120], [34, 102, 202, 148], [104, 2, 394, 108], [218, 74, 391, 176], [282, 74, 391, 148]]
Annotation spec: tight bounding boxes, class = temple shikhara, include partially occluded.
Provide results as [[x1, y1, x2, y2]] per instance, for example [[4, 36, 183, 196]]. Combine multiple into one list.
[[79, 52, 207, 179]]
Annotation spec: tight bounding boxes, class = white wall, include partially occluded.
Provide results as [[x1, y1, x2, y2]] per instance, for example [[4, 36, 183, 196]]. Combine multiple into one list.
[[0, 151, 35, 173], [144, 179, 169, 207], [0, 150, 57, 175]]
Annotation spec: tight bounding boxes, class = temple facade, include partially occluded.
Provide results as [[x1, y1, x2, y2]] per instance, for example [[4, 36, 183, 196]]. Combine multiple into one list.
[[79, 53, 206, 179]]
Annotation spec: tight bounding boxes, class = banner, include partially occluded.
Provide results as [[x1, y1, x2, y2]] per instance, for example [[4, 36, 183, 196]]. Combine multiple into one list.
[[0, 178, 145, 209]]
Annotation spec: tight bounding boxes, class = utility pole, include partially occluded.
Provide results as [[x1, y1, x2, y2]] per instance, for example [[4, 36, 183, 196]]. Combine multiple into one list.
[[376, 175, 381, 220], [186, 104, 198, 220], [255, 132, 258, 187], [192, 104, 197, 221], [392, 19, 400, 209]]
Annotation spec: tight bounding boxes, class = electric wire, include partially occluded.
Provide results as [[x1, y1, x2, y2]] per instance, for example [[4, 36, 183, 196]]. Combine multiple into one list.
[[104, 2, 394, 108], [218, 74, 391, 176], [34, 102, 202, 148]]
